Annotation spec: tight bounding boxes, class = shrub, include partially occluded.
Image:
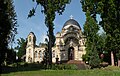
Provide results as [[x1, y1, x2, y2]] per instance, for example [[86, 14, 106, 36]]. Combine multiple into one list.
[[7, 62, 79, 70], [23, 62, 28, 67], [10, 63, 17, 67]]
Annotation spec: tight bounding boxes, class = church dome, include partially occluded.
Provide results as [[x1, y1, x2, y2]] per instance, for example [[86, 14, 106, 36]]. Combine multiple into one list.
[[63, 19, 81, 29]]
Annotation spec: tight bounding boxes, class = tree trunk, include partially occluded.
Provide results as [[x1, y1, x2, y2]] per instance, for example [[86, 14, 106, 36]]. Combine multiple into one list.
[[48, 28, 52, 65], [111, 51, 114, 66], [118, 60, 120, 67]]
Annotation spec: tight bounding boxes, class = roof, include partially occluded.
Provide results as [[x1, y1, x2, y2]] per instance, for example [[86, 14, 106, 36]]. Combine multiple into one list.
[[63, 19, 81, 29], [29, 32, 35, 35]]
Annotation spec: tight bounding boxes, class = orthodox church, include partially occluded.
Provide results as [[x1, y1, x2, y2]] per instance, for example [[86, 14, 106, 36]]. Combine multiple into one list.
[[26, 17, 86, 63]]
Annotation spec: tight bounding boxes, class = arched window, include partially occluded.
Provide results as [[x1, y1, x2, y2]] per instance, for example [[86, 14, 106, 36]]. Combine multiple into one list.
[[52, 50, 55, 58], [28, 56, 32, 62], [29, 49, 31, 53], [29, 36, 31, 42], [34, 51, 37, 58], [39, 50, 42, 58]]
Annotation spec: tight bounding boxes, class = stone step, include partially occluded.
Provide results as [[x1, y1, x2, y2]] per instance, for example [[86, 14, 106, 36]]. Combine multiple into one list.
[[67, 60, 87, 70], [67, 60, 84, 64]]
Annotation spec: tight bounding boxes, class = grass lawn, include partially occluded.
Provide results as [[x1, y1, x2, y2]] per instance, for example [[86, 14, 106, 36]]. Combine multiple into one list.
[[1, 69, 120, 76]]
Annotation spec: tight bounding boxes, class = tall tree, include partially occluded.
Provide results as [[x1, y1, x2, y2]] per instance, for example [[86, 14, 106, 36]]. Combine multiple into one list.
[[81, 0, 120, 66], [15, 38, 26, 60], [99, 0, 120, 66], [0, 0, 17, 66], [28, 0, 71, 65], [83, 11, 100, 68]]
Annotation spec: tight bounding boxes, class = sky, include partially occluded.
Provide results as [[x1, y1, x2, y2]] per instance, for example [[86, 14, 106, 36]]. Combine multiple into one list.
[[13, 0, 86, 47]]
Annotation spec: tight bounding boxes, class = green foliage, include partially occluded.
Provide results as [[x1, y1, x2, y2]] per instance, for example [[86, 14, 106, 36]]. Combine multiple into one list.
[[82, 54, 89, 62], [1, 48, 16, 66], [81, 0, 120, 65], [99, 0, 120, 61], [27, 8, 36, 18], [83, 11, 100, 68], [9, 63, 78, 70], [6, 48, 16, 64], [97, 32, 106, 54], [0, 0, 17, 65], [41, 48, 49, 69], [89, 51, 100, 68], [81, 0, 99, 19], [15, 38, 26, 60]]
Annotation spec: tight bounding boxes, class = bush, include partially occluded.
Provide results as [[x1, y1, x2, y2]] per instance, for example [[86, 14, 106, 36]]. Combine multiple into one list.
[[10, 63, 17, 67], [23, 62, 28, 67], [89, 52, 100, 69], [6, 62, 79, 70]]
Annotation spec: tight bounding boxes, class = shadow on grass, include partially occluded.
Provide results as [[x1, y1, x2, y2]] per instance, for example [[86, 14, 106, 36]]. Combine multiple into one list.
[[1, 63, 44, 74]]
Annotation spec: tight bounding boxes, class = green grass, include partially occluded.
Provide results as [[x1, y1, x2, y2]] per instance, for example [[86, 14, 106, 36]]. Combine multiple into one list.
[[1, 69, 120, 76]]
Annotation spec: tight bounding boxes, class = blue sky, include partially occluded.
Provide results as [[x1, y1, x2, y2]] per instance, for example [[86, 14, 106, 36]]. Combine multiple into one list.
[[13, 0, 86, 46]]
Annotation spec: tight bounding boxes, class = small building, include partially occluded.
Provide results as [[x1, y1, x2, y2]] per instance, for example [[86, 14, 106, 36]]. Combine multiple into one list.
[[26, 18, 86, 63]]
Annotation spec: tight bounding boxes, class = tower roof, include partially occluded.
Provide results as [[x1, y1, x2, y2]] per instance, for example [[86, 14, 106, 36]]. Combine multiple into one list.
[[28, 32, 36, 41], [29, 32, 35, 35]]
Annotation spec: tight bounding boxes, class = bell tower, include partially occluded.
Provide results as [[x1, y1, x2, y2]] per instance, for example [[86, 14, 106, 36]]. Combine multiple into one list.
[[27, 32, 36, 47], [26, 32, 36, 63]]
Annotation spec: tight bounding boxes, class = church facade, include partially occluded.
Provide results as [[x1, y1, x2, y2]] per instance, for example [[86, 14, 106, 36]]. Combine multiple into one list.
[[26, 18, 86, 63]]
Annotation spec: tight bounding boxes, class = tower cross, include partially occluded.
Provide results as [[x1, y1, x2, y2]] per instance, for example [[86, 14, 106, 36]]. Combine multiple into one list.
[[30, 28, 33, 32], [70, 15, 73, 19]]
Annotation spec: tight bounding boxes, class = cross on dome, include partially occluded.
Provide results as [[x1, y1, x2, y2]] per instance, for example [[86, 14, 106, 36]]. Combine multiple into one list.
[[70, 15, 73, 19], [30, 28, 33, 32]]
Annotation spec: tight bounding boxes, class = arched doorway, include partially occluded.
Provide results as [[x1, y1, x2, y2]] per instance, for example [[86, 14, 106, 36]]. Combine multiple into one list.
[[68, 47, 74, 60]]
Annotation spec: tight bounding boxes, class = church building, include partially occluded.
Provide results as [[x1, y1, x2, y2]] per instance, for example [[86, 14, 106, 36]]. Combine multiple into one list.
[[26, 17, 86, 63]]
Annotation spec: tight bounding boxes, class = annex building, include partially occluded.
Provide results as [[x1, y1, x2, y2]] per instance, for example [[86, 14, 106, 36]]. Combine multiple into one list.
[[26, 17, 86, 63]]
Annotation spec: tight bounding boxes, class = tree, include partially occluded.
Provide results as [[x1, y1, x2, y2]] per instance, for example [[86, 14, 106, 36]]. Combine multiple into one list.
[[28, 0, 71, 65], [0, 0, 17, 66], [99, 0, 120, 66], [5, 48, 16, 64], [81, 0, 120, 66], [83, 11, 100, 68], [15, 38, 26, 61]]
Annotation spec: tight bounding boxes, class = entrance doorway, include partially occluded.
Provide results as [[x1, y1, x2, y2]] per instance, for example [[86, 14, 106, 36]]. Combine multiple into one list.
[[68, 47, 74, 60]]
